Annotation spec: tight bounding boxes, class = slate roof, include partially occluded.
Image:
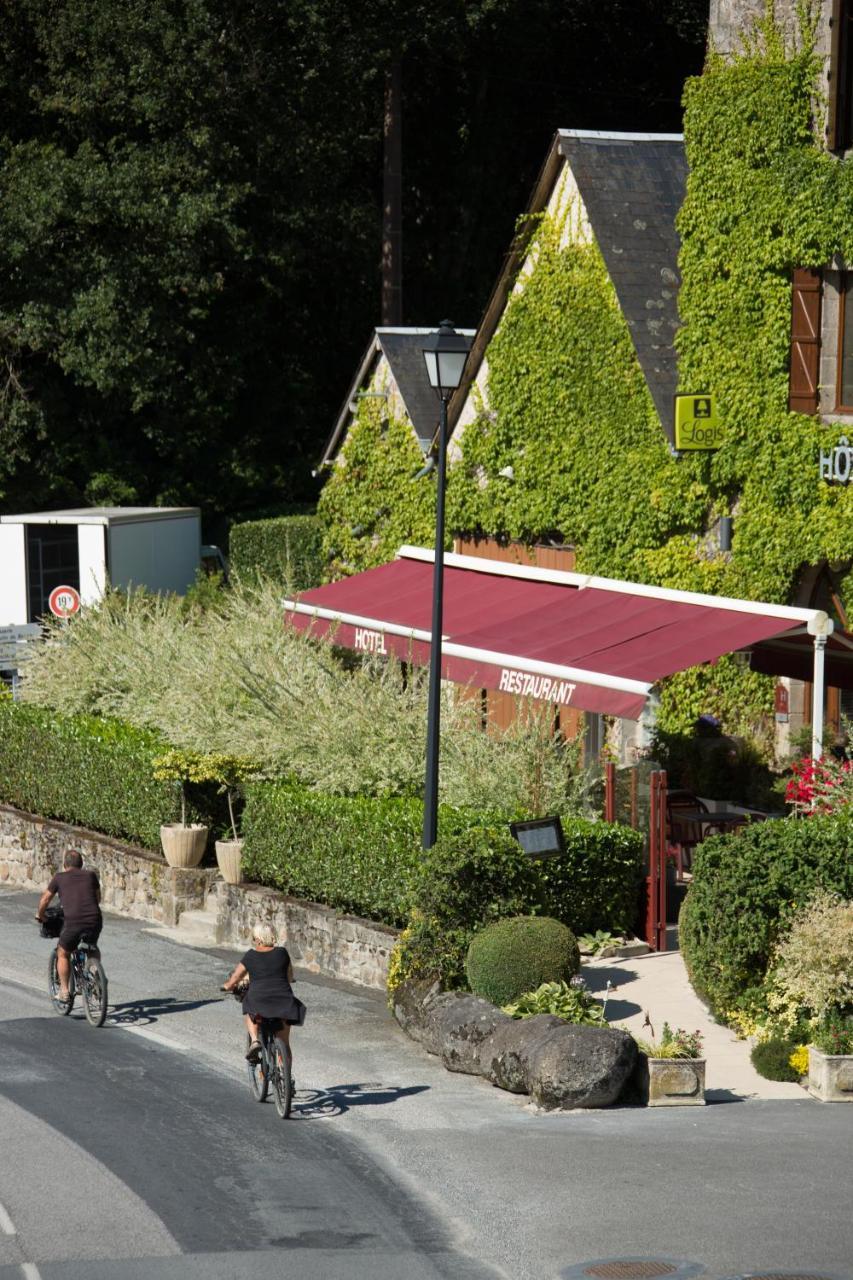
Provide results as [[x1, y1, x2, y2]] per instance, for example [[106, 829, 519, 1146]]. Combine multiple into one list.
[[557, 130, 687, 441], [321, 327, 475, 466]]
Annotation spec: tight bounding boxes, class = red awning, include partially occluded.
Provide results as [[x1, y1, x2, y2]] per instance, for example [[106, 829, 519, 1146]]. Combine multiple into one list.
[[284, 547, 846, 720]]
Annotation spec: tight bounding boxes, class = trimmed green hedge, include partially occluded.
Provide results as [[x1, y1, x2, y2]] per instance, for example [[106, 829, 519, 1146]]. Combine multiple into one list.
[[0, 700, 180, 849], [466, 916, 580, 1006], [243, 781, 645, 986], [229, 513, 324, 588], [680, 813, 853, 1021], [242, 782, 424, 925]]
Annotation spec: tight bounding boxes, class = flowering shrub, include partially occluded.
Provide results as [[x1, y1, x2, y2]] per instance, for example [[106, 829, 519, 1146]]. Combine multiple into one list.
[[634, 1019, 704, 1059], [788, 1044, 810, 1076], [785, 755, 853, 815], [812, 1010, 853, 1056]]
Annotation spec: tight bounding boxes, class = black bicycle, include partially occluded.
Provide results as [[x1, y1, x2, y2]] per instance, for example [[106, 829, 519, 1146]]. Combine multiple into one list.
[[41, 909, 109, 1027], [246, 1016, 293, 1119]]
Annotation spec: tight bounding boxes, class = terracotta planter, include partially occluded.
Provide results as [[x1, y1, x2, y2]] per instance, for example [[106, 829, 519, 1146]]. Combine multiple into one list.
[[807, 1046, 853, 1102], [215, 838, 244, 885], [645, 1056, 706, 1106], [160, 823, 208, 868]]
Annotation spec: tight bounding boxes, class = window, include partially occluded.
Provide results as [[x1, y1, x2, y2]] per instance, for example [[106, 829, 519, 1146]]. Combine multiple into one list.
[[837, 271, 853, 409], [829, 0, 853, 151]]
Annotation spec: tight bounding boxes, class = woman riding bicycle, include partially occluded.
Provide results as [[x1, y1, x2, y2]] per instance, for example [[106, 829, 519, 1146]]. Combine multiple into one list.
[[222, 924, 305, 1064]]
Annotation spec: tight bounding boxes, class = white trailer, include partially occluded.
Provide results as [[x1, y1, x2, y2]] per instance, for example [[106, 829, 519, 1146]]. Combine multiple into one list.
[[0, 506, 201, 626]]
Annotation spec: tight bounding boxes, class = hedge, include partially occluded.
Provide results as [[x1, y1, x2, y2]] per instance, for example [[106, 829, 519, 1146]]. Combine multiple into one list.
[[243, 781, 645, 984], [0, 700, 180, 849], [680, 813, 853, 1022], [229, 513, 324, 588]]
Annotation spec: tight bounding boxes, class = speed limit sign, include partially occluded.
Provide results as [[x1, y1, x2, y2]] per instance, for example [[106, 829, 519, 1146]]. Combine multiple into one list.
[[48, 585, 81, 618]]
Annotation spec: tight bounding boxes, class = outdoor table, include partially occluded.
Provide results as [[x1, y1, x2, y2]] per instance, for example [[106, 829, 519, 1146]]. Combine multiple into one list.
[[672, 810, 755, 829]]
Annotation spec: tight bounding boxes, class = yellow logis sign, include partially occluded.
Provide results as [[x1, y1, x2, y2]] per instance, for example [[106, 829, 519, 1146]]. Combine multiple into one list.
[[674, 394, 723, 450]]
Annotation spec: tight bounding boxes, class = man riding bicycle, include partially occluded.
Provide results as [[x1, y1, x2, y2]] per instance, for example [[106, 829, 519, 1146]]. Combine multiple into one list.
[[35, 849, 102, 1005]]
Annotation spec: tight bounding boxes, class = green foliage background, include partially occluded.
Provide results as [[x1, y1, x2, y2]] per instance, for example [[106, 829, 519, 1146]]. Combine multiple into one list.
[[229, 514, 324, 589], [680, 810, 853, 1022], [319, 12, 853, 742]]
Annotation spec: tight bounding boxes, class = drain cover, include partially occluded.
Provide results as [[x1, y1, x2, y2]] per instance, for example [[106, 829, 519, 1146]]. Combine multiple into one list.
[[562, 1258, 705, 1280], [584, 1266, 678, 1279]]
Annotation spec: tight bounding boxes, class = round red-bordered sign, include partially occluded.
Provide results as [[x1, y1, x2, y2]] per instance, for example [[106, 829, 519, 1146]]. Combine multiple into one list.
[[48, 585, 81, 618]]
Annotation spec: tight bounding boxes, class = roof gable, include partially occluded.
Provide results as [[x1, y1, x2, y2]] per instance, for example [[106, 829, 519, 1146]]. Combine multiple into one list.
[[558, 130, 686, 441], [321, 327, 475, 467]]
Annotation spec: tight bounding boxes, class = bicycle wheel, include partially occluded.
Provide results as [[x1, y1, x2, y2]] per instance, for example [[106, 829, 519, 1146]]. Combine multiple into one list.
[[246, 1033, 269, 1102], [48, 950, 73, 1015], [82, 958, 109, 1027], [273, 1045, 293, 1119]]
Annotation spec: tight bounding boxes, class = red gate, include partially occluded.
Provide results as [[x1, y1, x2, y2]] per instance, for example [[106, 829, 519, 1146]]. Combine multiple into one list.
[[646, 769, 668, 951]]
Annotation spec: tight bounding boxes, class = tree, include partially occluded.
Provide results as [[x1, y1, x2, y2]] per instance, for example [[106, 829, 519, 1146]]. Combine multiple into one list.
[[0, 0, 707, 530]]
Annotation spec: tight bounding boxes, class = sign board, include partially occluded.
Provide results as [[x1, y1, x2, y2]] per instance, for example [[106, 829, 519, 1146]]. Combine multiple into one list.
[[674, 394, 723, 450], [775, 681, 789, 724], [819, 435, 853, 484], [0, 624, 40, 643], [0, 623, 40, 670], [48, 585, 81, 618], [509, 816, 566, 859]]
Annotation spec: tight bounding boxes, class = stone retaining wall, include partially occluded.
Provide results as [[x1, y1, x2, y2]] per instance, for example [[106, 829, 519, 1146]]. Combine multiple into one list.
[[0, 804, 216, 925], [0, 805, 396, 989], [212, 883, 397, 991]]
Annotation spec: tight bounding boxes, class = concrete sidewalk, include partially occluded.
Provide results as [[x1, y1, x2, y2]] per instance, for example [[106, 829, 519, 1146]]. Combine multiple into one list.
[[583, 949, 804, 1101]]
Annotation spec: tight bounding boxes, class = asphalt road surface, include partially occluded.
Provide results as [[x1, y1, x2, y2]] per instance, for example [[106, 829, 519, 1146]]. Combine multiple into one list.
[[1, 886, 852, 1280]]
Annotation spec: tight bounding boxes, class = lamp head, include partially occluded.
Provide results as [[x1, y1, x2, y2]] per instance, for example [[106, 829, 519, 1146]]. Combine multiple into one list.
[[422, 320, 472, 400]]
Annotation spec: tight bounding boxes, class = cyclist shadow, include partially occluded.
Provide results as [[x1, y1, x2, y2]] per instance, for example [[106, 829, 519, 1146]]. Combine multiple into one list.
[[293, 1082, 429, 1120], [109, 996, 223, 1025]]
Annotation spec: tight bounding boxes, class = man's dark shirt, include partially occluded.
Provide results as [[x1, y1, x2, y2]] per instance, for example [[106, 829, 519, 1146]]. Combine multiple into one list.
[[47, 868, 100, 925]]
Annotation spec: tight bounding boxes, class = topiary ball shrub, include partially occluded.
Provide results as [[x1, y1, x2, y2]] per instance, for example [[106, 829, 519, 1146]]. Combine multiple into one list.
[[750, 1037, 801, 1083], [465, 916, 580, 1007]]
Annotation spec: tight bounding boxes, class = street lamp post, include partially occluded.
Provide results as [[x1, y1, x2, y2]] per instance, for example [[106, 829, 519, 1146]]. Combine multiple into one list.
[[421, 321, 472, 849]]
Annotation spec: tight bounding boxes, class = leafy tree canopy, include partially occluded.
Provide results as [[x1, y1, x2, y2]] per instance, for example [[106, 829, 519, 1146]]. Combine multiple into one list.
[[0, 0, 706, 531]]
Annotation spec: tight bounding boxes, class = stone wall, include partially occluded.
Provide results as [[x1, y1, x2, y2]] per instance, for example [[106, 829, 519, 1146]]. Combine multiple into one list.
[[0, 804, 216, 925], [212, 882, 398, 991], [0, 805, 397, 990]]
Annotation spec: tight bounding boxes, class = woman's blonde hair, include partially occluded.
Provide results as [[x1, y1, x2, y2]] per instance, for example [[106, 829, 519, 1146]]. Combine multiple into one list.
[[252, 923, 277, 947]]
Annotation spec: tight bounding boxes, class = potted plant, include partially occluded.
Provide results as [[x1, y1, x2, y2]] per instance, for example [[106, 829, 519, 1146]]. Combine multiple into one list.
[[206, 753, 261, 885], [152, 748, 213, 868], [634, 1017, 706, 1107], [807, 1011, 853, 1102]]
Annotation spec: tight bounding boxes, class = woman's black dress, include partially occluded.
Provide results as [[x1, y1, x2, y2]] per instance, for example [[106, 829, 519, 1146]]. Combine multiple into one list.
[[240, 946, 305, 1026]]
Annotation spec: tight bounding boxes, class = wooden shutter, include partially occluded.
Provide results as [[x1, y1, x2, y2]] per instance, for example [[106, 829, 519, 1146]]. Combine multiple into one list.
[[789, 268, 822, 414]]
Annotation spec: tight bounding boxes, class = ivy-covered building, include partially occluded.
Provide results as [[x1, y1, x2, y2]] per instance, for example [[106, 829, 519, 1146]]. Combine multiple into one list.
[[318, 0, 853, 760]]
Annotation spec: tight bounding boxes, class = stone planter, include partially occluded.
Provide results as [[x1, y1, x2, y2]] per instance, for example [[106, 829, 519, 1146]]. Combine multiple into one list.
[[807, 1046, 853, 1102], [160, 823, 208, 869], [215, 838, 243, 885], [645, 1056, 706, 1106]]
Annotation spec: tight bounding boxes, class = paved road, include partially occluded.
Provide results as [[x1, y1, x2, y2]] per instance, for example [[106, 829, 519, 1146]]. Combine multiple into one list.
[[1, 886, 852, 1280]]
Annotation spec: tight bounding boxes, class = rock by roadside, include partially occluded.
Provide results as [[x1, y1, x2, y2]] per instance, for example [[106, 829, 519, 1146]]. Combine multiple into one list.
[[392, 979, 637, 1110]]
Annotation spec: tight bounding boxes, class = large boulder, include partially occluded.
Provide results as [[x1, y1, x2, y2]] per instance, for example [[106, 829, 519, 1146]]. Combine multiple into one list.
[[391, 979, 461, 1054], [482, 1015, 566, 1093], [436, 996, 512, 1075], [526, 1025, 637, 1110]]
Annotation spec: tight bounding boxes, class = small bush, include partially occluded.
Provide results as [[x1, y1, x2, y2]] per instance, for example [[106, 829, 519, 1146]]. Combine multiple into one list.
[[772, 890, 853, 1020], [229, 513, 324, 588], [466, 916, 580, 1007], [503, 978, 605, 1025], [0, 701, 180, 849], [680, 813, 853, 1022], [750, 1037, 801, 1082]]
